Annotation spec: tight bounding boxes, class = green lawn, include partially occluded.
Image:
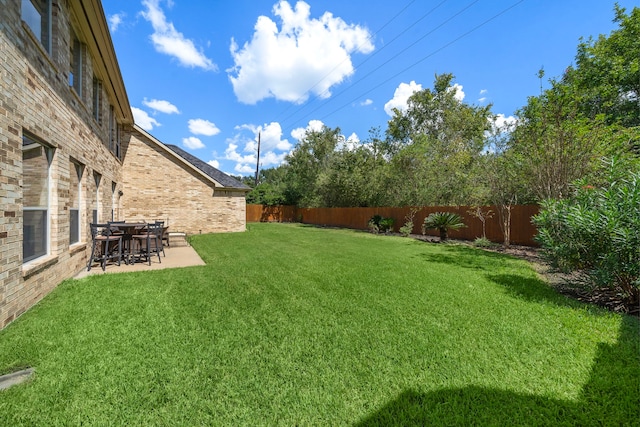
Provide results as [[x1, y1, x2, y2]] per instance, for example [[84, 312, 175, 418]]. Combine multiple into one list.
[[0, 223, 638, 426]]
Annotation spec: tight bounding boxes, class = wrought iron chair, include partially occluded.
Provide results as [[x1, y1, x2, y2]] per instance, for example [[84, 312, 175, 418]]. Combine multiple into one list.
[[87, 223, 122, 271], [154, 220, 169, 253], [131, 222, 164, 265]]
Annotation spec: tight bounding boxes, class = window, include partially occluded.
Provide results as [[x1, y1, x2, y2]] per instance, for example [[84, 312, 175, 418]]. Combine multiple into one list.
[[107, 106, 122, 159], [21, 0, 51, 54], [93, 172, 101, 224], [111, 182, 117, 221], [69, 160, 84, 245], [93, 77, 102, 124], [115, 123, 121, 159], [108, 105, 114, 152], [22, 132, 54, 263], [70, 32, 83, 97]]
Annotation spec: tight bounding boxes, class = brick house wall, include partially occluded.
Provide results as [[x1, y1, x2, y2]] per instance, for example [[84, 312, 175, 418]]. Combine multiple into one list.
[[0, 0, 131, 328], [0, 1, 249, 330], [121, 127, 248, 235]]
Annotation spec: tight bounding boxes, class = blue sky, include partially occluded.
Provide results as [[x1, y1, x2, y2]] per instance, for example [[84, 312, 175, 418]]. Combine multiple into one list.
[[102, 0, 636, 177]]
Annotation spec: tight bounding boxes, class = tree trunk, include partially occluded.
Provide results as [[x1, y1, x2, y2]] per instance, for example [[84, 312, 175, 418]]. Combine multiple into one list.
[[439, 227, 448, 241]]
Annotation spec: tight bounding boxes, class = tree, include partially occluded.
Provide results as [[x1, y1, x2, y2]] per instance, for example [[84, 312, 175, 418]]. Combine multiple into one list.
[[385, 73, 493, 206], [282, 126, 342, 207], [566, 5, 640, 127], [246, 166, 296, 206], [508, 6, 640, 203], [319, 144, 385, 207], [481, 120, 532, 247], [511, 82, 609, 201]]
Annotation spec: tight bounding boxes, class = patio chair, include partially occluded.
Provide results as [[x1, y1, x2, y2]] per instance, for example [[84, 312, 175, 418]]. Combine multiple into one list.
[[87, 223, 122, 271], [154, 221, 169, 252], [162, 226, 170, 248], [131, 222, 164, 265]]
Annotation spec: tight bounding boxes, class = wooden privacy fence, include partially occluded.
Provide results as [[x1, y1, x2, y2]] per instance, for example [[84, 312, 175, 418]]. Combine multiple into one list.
[[247, 204, 540, 246]]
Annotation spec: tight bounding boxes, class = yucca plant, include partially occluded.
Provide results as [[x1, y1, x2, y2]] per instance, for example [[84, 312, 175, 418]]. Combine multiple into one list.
[[422, 212, 466, 241]]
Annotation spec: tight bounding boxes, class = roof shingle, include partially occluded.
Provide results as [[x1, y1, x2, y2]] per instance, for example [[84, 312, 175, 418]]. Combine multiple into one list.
[[165, 144, 251, 190]]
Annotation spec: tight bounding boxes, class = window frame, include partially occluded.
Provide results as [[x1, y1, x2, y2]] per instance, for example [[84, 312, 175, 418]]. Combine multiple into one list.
[[69, 160, 84, 246], [92, 76, 102, 124], [21, 0, 52, 54], [22, 132, 54, 264], [93, 172, 101, 224], [111, 181, 117, 221], [70, 31, 83, 98]]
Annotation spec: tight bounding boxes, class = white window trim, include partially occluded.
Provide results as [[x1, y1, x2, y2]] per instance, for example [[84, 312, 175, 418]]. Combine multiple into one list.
[[22, 135, 54, 264], [93, 172, 101, 224], [69, 161, 84, 245]]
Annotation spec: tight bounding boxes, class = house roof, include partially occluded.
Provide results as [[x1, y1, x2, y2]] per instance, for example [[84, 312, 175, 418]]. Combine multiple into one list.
[[131, 124, 250, 191], [165, 144, 251, 191]]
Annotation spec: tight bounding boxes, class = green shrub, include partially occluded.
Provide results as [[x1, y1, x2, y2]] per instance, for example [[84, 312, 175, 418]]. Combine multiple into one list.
[[368, 215, 394, 233], [368, 215, 383, 233], [422, 212, 466, 241], [399, 208, 419, 237], [379, 217, 395, 233], [533, 159, 640, 305], [473, 237, 496, 248]]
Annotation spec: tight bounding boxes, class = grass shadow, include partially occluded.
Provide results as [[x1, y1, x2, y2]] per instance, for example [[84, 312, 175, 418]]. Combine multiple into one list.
[[356, 316, 640, 426], [486, 273, 586, 311], [413, 244, 518, 271]]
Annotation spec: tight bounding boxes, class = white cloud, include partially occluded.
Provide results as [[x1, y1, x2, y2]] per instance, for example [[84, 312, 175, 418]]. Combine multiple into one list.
[[237, 122, 292, 152], [132, 107, 160, 130], [228, 0, 374, 104], [290, 121, 358, 151], [493, 113, 518, 131], [222, 122, 292, 174], [207, 159, 220, 169], [143, 98, 180, 114], [360, 99, 373, 106], [337, 132, 360, 151], [108, 13, 125, 32], [225, 142, 256, 164], [188, 119, 220, 136], [449, 83, 465, 102], [384, 81, 422, 116], [485, 113, 518, 153], [234, 163, 256, 174], [477, 89, 488, 103], [182, 136, 205, 149], [140, 0, 217, 71], [291, 119, 324, 140]]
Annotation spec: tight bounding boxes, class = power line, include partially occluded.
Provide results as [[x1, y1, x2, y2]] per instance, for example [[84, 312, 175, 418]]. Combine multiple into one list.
[[279, 0, 480, 129], [271, 0, 418, 123], [308, 0, 526, 127], [282, 0, 456, 128]]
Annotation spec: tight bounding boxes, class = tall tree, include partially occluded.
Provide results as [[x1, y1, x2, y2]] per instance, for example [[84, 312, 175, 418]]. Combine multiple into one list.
[[511, 82, 609, 201], [385, 73, 493, 205], [478, 120, 532, 246], [283, 126, 342, 207], [510, 5, 640, 202], [565, 5, 640, 127]]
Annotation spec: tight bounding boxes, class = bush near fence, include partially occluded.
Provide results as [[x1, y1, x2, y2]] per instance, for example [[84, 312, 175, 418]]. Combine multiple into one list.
[[247, 204, 540, 246]]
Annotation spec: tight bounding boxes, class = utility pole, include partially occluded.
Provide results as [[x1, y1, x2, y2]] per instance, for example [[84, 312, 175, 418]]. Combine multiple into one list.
[[254, 131, 261, 187]]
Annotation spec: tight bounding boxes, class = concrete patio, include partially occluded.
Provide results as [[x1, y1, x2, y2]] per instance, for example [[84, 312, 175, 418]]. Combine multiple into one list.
[[74, 245, 205, 279]]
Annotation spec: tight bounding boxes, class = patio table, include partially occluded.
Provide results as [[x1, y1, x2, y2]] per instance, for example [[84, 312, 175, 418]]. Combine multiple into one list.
[[110, 223, 147, 263]]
